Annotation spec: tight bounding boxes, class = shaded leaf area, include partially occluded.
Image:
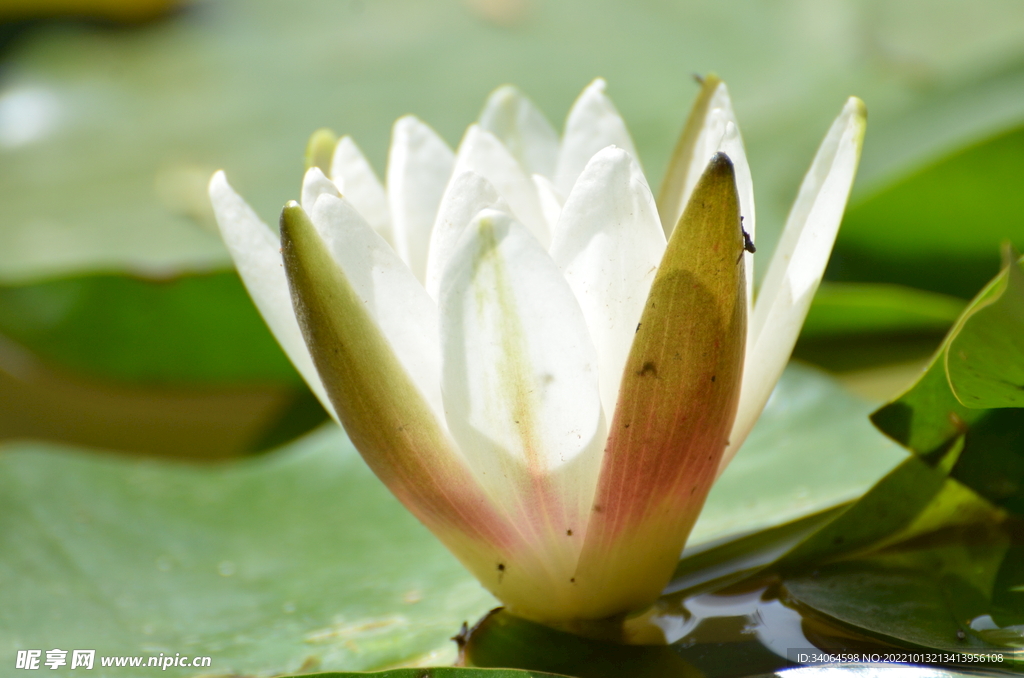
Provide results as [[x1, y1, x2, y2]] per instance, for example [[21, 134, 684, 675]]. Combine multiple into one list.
[[0, 365, 903, 678], [0, 271, 300, 385], [0, 270, 328, 457], [947, 249, 1024, 409], [0, 427, 499, 678], [792, 283, 965, 373], [0, 353, 322, 458], [873, 254, 1024, 515], [830, 122, 1024, 300], [5, 0, 1024, 283]]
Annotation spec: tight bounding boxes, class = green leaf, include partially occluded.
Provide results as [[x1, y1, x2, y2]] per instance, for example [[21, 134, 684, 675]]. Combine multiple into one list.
[[0, 270, 326, 457], [0, 427, 497, 677], [778, 497, 1021, 656], [832, 122, 1024, 299], [0, 359, 323, 459], [872, 255, 1024, 514], [782, 553, 1009, 652], [671, 506, 847, 598], [0, 272, 301, 385], [947, 249, 1024, 408]]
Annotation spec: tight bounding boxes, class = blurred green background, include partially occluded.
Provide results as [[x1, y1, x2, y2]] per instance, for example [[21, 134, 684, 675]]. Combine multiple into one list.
[[3, 3, 1024, 676], [1, 0, 1024, 457]]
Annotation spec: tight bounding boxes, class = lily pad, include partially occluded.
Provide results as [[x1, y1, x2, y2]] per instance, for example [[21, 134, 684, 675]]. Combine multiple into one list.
[[872, 254, 1024, 514], [0, 364, 906, 677], [946, 248, 1024, 409], [782, 540, 1017, 655], [0, 427, 498, 677], [0, 271, 300, 385]]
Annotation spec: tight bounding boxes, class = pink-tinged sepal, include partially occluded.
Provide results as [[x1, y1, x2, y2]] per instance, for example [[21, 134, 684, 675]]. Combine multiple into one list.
[[572, 153, 747, 619]]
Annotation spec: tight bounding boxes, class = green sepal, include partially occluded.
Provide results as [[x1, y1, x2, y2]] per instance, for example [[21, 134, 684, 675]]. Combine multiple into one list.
[[278, 202, 516, 558], [305, 128, 338, 174]]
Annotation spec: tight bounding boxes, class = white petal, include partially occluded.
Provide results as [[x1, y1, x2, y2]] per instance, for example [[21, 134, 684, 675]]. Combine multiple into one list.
[[387, 116, 455, 282], [439, 209, 605, 558], [300, 166, 340, 214], [451, 125, 550, 247], [721, 97, 867, 475], [208, 171, 334, 417], [549, 147, 666, 421], [309, 192, 446, 422], [330, 135, 394, 246], [661, 82, 755, 304], [554, 78, 639, 196], [531, 173, 564, 237], [424, 170, 507, 301], [479, 84, 560, 179]]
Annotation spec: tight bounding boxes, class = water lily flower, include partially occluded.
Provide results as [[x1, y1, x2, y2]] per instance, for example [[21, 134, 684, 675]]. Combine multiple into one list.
[[209, 76, 865, 626]]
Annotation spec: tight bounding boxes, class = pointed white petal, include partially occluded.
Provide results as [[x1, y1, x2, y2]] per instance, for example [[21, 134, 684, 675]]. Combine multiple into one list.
[[658, 80, 755, 304], [479, 84, 560, 179], [309, 192, 446, 422], [208, 171, 333, 416], [330, 135, 394, 246], [300, 166, 340, 214], [425, 170, 507, 301], [439, 209, 605, 567], [387, 116, 455, 282], [451, 125, 550, 247], [549, 147, 666, 421], [721, 97, 867, 475], [554, 78, 639, 196], [531, 173, 564, 237]]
